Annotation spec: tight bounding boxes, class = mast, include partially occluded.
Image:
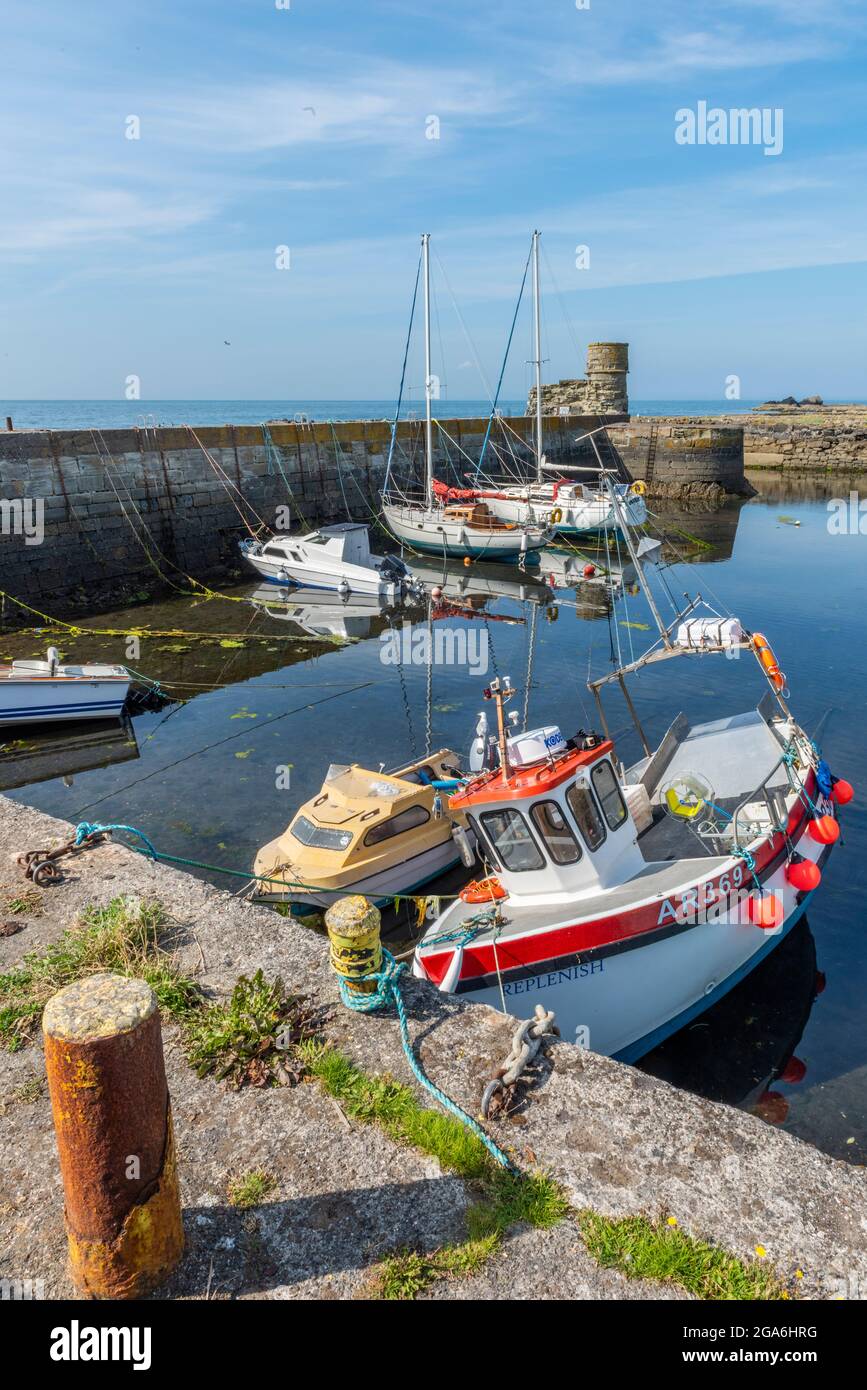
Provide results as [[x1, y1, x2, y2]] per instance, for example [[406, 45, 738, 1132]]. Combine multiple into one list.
[[592, 435, 672, 650], [422, 232, 434, 510], [532, 230, 544, 483]]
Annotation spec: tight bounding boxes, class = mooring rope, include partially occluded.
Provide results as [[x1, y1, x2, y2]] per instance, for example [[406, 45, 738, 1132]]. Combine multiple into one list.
[[335, 946, 514, 1170]]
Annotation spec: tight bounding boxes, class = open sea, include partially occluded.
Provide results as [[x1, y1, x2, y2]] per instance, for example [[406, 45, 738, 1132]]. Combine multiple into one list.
[[0, 399, 816, 431]]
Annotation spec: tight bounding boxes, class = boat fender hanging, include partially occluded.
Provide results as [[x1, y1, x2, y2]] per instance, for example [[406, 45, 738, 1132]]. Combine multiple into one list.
[[747, 893, 784, 929], [785, 854, 822, 892], [439, 944, 465, 994], [460, 877, 507, 904], [808, 814, 839, 845], [831, 777, 854, 805], [451, 824, 476, 869], [583, 563, 596, 578], [432, 793, 443, 820]]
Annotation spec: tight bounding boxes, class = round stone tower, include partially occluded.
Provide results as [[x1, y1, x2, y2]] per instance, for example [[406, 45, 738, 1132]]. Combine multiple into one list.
[[584, 343, 629, 414]]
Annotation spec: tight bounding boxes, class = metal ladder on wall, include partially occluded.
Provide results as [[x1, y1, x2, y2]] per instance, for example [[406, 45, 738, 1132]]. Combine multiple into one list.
[[643, 422, 660, 487]]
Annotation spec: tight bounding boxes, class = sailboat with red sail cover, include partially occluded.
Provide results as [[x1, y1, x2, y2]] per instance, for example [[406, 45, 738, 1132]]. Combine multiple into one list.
[[413, 470, 849, 1060]]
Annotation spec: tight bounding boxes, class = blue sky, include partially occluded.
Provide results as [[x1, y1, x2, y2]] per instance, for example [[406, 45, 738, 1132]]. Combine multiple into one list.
[[2, 0, 866, 401]]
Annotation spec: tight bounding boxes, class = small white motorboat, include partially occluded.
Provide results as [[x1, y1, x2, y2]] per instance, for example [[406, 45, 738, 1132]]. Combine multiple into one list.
[[239, 523, 419, 598], [0, 648, 131, 727]]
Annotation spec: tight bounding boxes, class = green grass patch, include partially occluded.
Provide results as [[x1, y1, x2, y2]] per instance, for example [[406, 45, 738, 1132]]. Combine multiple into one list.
[[0, 897, 200, 1051], [578, 1211, 789, 1301], [226, 1167, 278, 1210], [377, 1235, 499, 1300], [184, 969, 322, 1090], [299, 1039, 498, 1183], [300, 1039, 570, 1299], [3, 888, 44, 917]]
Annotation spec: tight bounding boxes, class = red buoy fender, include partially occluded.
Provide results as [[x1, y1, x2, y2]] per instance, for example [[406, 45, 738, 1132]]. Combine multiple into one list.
[[832, 778, 854, 805], [748, 893, 784, 929], [808, 815, 839, 845], [785, 857, 822, 892]]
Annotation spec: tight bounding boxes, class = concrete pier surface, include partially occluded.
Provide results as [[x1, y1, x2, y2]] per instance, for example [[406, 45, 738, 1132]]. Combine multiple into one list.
[[1, 793, 865, 1301]]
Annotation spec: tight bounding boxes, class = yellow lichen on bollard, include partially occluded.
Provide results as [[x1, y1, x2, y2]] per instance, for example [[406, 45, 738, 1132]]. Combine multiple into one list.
[[43, 972, 184, 1300], [325, 894, 382, 998]]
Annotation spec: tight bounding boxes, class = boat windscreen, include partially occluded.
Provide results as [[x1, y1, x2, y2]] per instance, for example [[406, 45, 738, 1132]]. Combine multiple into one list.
[[290, 815, 352, 851]]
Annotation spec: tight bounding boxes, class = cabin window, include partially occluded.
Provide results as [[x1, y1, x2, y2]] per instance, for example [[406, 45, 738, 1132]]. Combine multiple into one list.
[[466, 814, 500, 871], [566, 782, 606, 851], [480, 808, 545, 872], [290, 815, 352, 852], [530, 800, 582, 865], [363, 803, 430, 847], [591, 760, 628, 831]]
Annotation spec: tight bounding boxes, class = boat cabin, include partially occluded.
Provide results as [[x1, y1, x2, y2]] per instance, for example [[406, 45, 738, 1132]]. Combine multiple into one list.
[[260, 523, 374, 568], [442, 502, 514, 533], [450, 726, 645, 905]]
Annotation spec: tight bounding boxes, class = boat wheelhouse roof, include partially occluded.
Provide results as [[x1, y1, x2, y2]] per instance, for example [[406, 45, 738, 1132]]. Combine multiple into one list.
[[449, 740, 613, 811]]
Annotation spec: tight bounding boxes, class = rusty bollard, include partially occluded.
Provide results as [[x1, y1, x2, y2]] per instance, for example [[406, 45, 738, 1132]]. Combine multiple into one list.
[[325, 895, 383, 1002], [43, 972, 184, 1299]]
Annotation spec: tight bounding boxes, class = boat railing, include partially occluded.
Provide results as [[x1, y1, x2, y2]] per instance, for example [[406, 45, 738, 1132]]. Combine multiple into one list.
[[730, 739, 802, 852]]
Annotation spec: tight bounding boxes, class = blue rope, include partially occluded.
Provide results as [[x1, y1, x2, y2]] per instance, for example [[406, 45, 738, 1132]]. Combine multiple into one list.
[[338, 948, 515, 1171], [74, 821, 159, 858]]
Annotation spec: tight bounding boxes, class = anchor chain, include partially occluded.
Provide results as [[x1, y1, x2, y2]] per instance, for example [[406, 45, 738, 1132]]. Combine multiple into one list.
[[480, 1004, 559, 1120]]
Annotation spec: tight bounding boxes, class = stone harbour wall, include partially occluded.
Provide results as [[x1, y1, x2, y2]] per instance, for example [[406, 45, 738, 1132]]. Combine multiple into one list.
[[0, 412, 744, 619]]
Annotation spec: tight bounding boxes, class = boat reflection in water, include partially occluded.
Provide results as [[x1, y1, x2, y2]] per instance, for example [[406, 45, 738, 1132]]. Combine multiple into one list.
[[247, 583, 426, 643], [407, 555, 554, 607], [0, 714, 141, 792], [639, 915, 820, 1125]]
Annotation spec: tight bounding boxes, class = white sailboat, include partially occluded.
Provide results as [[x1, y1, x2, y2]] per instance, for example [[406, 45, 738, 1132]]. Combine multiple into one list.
[[382, 234, 551, 563], [479, 232, 649, 537]]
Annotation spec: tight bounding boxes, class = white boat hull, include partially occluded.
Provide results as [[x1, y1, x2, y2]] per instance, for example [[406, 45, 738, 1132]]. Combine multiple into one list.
[[383, 502, 549, 561], [242, 548, 398, 598], [255, 835, 462, 911], [0, 677, 130, 726], [417, 841, 829, 1061], [484, 486, 647, 535]]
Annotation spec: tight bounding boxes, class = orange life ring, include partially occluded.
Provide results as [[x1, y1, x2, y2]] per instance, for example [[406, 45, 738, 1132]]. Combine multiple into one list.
[[460, 877, 507, 904], [752, 632, 786, 693]]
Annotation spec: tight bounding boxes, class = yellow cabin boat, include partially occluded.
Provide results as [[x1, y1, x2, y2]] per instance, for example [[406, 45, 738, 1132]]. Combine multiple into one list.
[[253, 749, 473, 910]]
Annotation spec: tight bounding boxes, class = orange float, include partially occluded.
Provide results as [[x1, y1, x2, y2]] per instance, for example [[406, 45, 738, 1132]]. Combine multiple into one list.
[[460, 877, 507, 904]]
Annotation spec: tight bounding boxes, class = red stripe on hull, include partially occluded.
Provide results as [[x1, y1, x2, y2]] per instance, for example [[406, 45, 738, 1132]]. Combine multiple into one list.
[[422, 772, 818, 985]]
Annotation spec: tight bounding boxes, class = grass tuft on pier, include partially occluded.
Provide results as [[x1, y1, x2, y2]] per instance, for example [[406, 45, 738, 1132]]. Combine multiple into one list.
[[0, 896, 199, 1051], [184, 969, 323, 1089], [226, 1168, 278, 1211], [578, 1210, 789, 1301]]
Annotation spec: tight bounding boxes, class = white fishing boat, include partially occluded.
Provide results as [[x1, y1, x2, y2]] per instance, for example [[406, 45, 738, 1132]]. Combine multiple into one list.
[[413, 477, 848, 1061], [477, 233, 648, 537], [239, 523, 419, 598], [382, 234, 551, 563], [0, 648, 131, 727]]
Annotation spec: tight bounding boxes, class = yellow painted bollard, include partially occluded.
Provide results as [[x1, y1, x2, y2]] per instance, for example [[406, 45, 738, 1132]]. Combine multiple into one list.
[[43, 972, 184, 1299], [325, 894, 382, 1000]]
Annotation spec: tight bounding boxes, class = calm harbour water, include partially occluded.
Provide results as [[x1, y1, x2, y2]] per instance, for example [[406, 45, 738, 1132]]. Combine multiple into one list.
[[2, 482, 866, 1163]]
